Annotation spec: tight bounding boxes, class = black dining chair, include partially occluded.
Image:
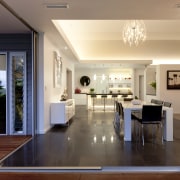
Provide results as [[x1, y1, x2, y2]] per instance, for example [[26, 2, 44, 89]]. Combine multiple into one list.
[[156, 100, 164, 105], [134, 105, 163, 146], [114, 101, 124, 134], [151, 99, 163, 105], [162, 101, 172, 124], [112, 94, 118, 111], [163, 101, 172, 107], [131, 110, 141, 139], [151, 99, 157, 104], [114, 101, 120, 131]]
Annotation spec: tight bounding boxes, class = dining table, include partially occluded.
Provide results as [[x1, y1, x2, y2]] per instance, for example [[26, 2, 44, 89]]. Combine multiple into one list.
[[121, 101, 173, 142]]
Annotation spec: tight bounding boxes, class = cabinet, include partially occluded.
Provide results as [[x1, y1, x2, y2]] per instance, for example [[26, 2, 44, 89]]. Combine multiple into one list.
[[51, 99, 75, 125], [108, 78, 132, 94], [73, 93, 86, 105]]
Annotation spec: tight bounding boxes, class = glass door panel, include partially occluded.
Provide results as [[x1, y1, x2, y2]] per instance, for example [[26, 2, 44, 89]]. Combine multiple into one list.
[[10, 52, 26, 134], [0, 54, 7, 134]]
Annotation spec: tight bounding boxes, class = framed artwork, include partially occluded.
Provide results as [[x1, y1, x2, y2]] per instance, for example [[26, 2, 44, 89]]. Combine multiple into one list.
[[54, 55, 62, 88], [167, 70, 180, 89]]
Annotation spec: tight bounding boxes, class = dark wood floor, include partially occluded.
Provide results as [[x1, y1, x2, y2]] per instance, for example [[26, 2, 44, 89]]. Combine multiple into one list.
[[1, 105, 180, 168]]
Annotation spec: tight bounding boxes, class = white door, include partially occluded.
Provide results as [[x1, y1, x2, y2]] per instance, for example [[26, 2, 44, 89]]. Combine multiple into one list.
[[66, 69, 72, 99]]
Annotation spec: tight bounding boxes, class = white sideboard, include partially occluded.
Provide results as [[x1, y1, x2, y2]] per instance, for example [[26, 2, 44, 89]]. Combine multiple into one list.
[[51, 99, 75, 125]]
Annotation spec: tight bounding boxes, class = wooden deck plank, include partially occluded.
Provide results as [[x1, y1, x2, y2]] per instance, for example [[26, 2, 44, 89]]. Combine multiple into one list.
[[0, 172, 180, 180], [0, 135, 32, 160]]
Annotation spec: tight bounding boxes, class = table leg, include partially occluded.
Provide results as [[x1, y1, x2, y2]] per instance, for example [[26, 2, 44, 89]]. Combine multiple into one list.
[[124, 108, 132, 141], [163, 108, 173, 141]]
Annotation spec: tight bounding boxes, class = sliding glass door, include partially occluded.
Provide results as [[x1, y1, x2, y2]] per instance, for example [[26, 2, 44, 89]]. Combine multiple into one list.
[[0, 53, 7, 134], [10, 52, 27, 135]]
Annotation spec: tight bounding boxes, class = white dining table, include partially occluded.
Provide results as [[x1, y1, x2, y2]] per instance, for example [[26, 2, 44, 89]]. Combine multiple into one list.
[[122, 101, 173, 141]]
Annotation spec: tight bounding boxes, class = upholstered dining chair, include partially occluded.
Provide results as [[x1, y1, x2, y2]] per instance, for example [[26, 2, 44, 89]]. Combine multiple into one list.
[[162, 101, 172, 125], [114, 101, 120, 130], [151, 99, 157, 104], [114, 101, 124, 134], [151, 99, 163, 105], [155, 100, 164, 105], [163, 101, 172, 107], [134, 105, 163, 146]]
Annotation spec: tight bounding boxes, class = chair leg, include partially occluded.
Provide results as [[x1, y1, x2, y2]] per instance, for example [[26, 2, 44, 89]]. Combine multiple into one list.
[[152, 124, 154, 143], [161, 123, 164, 144], [137, 122, 141, 143], [142, 124, 144, 146]]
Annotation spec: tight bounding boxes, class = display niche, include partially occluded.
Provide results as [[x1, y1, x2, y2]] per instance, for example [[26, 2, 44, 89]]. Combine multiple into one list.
[[80, 76, 90, 86]]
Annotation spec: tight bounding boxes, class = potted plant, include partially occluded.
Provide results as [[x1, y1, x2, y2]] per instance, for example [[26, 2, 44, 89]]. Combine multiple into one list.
[[149, 81, 156, 89], [90, 88, 95, 93]]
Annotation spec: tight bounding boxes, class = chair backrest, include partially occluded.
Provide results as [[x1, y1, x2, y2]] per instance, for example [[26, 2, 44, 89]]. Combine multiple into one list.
[[163, 101, 172, 107], [115, 101, 119, 112], [119, 102, 124, 118], [142, 105, 162, 123], [116, 102, 124, 118], [151, 99, 157, 104], [155, 100, 164, 105], [151, 99, 163, 105]]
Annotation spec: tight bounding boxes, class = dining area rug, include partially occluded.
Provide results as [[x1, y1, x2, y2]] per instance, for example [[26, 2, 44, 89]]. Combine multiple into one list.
[[0, 135, 32, 161]]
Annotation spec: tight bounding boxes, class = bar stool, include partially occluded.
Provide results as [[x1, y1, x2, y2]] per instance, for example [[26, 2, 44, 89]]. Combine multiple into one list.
[[111, 94, 118, 111], [91, 94, 97, 111], [101, 95, 107, 111]]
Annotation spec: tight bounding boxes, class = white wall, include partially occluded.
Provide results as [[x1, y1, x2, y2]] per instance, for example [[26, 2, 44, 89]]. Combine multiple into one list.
[[144, 64, 180, 113], [37, 33, 75, 134], [74, 67, 148, 99], [74, 68, 134, 94], [158, 64, 180, 114]]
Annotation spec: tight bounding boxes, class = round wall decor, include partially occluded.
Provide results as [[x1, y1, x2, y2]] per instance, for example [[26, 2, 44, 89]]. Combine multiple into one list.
[[80, 76, 90, 86]]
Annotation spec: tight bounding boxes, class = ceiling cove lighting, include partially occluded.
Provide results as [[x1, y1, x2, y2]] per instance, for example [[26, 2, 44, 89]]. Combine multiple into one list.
[[122, 20, 146, 46], [45, 3, 69, 9]]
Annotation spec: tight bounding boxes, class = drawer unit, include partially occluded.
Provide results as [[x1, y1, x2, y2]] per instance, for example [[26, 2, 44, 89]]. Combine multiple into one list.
[[51, 99, 75, 125]]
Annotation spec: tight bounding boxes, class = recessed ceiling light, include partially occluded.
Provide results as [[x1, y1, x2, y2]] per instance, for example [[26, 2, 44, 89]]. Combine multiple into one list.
[[45, 3, 69, 9]]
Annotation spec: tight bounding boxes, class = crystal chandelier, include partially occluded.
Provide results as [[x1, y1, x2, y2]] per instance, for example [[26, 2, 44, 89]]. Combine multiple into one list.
[[122, 20, 146, 46]]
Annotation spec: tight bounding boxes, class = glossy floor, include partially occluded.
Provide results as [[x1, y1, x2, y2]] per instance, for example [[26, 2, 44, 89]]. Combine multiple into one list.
[[1, 105, 180, 167]]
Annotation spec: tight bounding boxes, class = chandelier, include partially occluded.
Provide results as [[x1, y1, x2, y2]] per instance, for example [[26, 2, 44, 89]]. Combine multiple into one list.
[[122, 20, 146, 46]]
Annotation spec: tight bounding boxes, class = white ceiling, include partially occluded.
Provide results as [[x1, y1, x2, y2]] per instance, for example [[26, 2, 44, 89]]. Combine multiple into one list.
[[1, 0, 180, 67], [53, 20, 180, 61]]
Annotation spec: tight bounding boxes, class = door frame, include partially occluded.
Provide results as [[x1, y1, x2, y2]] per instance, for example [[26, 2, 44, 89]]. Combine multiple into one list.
[[0, 52, 7, 135]]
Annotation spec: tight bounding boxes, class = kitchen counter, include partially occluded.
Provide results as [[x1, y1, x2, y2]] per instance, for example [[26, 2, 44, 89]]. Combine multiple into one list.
[[86, 93, 133, 111], [86, 93, 133, 95]]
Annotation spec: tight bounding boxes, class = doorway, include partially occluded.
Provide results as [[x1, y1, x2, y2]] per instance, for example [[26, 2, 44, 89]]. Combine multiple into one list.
[[66, 69, 72, 99], [139, 75, 144, 100]]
